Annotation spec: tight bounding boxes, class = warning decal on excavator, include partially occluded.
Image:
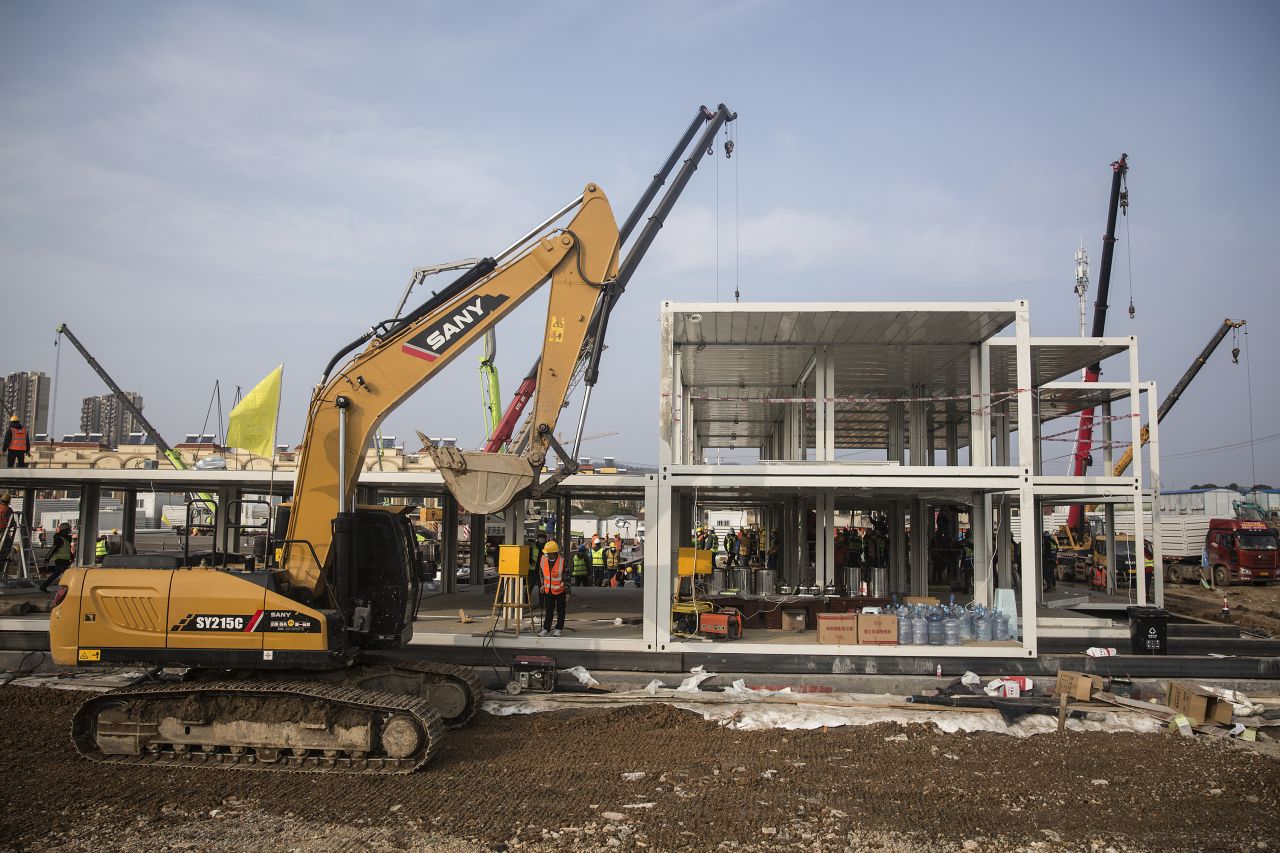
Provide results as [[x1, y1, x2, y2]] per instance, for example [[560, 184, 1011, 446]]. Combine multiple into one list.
[[170, 610, 320, 633], [78, 649, 101, 662], [402, 294, 510, 362], [548, 315, 565, 343]]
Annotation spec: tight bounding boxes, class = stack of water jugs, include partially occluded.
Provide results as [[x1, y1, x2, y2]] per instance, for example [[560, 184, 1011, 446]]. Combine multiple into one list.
[[893, 595, 1011, 646]]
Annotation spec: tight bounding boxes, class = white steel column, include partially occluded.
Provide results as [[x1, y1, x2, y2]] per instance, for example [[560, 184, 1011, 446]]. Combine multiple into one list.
[[995, 407, 1012, 591], [816, 347, 835, 462], [659, 305, 678, 469], [1147, 381, 1164, 608], [643, 475, 661, 650], [1129, 339, 1147, 607], [503, 500, 525, 544], [1014, 301, 1039, 648], [1103, 400, 1116, 596], [972, 345, 994, 606], [888, 400, 907, 594], [970, 490, 990, 604], [910, 500, 929, 595], [945, 404, 959, 467], [817, 492, 835, 588], [909, 392, 928, 467]]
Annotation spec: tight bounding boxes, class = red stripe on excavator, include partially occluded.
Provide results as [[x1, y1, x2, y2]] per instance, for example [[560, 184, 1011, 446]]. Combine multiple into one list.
[[245, 610, 264, 632], [401, 343, 438, 362]]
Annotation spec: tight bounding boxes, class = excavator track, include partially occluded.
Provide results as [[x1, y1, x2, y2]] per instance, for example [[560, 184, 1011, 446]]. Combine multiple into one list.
[[350, 655, 486, 729], [71, 679, 444, 775]]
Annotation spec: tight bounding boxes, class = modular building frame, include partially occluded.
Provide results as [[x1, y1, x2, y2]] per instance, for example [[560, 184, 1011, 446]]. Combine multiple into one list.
[[653, 301, 1162, 660]]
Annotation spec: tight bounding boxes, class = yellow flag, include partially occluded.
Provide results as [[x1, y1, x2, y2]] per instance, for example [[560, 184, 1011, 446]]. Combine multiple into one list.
[[226, 365, 283, 458]]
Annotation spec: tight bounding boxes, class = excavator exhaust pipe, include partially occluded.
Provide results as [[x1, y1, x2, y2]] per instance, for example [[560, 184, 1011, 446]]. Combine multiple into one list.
[[425, 446, 536, 515]]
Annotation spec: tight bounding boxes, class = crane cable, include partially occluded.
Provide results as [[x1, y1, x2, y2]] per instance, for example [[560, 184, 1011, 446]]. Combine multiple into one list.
[[732, 118, 741, 303], [1122, 169, 1136, 319], [49, 331, 62, 443], [715, 133, 720, 302], [1245, 326, 1258, 487]]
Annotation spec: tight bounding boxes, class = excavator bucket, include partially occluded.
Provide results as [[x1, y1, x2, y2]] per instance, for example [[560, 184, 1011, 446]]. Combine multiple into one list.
[[424, 445, 536, 515]]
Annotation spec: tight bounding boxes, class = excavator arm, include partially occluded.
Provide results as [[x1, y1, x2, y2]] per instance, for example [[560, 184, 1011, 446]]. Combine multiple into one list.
[[283, 184, 620, 592]]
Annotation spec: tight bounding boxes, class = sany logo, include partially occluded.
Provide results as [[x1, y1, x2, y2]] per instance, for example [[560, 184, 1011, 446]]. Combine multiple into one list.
[[403, 294, 509, 362]]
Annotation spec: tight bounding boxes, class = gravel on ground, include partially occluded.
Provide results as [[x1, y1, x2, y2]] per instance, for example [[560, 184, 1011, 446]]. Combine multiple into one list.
[[2, 685, 1277, 852]]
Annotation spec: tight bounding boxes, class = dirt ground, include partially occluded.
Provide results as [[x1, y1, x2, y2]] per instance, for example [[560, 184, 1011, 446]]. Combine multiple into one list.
[[1163, 579, 1280, 637], [2, 686, 1278, 853]]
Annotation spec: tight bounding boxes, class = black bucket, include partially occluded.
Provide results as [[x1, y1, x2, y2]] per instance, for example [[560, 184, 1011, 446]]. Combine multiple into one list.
[[1127, 606, 1170, 655]]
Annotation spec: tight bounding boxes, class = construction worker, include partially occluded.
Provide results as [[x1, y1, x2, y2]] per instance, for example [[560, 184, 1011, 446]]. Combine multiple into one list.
[[537, 540, 568, 637], [95, 534, 109, 564], [3, 415, 29, 468], [1042, 531, 1058, 593], [528, 531, 548, 607], [572, 542, 590, 586], [39, 522, 73, 593], [0, 495, 12, 565], [606, 539, 621, 587], [590, 536, 609, 586], [726, 527, 740, 568]]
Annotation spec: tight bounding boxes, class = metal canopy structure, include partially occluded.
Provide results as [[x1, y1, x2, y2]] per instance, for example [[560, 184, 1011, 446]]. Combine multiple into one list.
[[674, 304, 1136, 452]]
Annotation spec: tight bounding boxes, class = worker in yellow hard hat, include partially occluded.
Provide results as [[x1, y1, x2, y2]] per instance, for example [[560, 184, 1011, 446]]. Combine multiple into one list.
[[537, 540, 568, 638], [4, 415, 29, 468]]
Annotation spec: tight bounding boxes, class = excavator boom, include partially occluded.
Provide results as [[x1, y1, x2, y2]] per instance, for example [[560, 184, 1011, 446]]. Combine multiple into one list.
[[283, 184, 620, 592]]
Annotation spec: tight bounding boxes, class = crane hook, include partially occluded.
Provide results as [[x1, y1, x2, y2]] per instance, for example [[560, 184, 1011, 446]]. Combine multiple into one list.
[[724, 139, 734, 159], [1128, 299, 1135, 320]]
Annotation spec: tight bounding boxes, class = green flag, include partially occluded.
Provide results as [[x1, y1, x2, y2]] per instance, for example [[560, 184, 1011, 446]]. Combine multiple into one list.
[[226, 365, 283, 458]]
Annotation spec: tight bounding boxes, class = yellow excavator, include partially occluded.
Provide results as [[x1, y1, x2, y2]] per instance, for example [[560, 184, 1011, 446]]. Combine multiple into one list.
[[47, 104, 737, 774]]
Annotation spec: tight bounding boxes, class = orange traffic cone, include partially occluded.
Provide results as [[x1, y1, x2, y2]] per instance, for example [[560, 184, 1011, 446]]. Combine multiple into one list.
[[1220, 596, 1230, 622]]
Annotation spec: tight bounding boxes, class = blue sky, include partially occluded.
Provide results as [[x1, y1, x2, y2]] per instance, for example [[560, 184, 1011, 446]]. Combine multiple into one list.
[[2, 1, 1276, 487]]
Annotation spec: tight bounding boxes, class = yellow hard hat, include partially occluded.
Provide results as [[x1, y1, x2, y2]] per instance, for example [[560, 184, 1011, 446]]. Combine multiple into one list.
[[543, 540, 560, 554], [8, 415, 17, 422]]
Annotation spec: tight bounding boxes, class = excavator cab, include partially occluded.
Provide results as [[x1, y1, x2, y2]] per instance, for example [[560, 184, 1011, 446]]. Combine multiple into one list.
[[329, 509, 419, 650], [272, 504, 420, 650]]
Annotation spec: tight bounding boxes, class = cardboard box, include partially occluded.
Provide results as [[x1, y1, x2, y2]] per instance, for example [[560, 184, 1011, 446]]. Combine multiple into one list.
[[903, 596, 940, 606], [816, 613, 858, 644], [1056, 670, 1105, 702], [1166, 681, 1233, 726], [498, 544, 530, 577], [857, 613, 898, 645], [780, 609, 807, 632]]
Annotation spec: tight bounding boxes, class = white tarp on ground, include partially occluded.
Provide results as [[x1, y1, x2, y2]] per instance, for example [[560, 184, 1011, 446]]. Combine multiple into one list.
[[482, 683, 1163, 737]]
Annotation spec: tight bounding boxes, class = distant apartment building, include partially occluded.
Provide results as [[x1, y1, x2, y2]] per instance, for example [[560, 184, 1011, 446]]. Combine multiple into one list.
[[80, 392, 145, 448], [1, 371, 51, 436]]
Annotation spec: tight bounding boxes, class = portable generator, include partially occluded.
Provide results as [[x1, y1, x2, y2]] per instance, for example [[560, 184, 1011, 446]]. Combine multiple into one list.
[[672, 600, 713, 636], [698, 608, 743, 640], [506, 654, 558, 694]]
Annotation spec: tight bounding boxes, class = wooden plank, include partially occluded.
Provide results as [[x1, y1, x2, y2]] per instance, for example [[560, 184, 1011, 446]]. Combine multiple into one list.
[[1093, 691, 1177, 720]]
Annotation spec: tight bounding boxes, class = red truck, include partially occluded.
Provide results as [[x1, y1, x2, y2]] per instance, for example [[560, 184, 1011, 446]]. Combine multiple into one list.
[[1206, 518, 1278, 586]]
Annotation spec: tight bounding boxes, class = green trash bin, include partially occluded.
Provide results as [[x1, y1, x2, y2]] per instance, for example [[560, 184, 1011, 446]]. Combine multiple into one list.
[[1127, 606, 1169, 655]]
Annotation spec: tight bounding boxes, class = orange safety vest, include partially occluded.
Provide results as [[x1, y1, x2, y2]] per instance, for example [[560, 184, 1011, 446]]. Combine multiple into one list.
[[8, 427, 27, 452], [540, 553, 567, 595]]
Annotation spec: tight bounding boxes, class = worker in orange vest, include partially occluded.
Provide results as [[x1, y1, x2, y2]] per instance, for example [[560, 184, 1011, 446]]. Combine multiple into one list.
[[537, 540, 569, 638], [4, 415, 29, 468]]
